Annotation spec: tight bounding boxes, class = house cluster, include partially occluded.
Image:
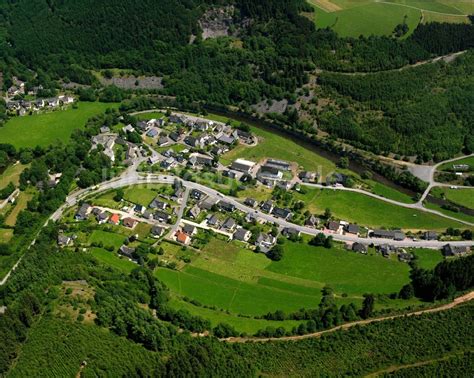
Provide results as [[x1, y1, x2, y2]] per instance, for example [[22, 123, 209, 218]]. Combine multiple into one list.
[[6, 95, 74, 116], [92, 133, 141, 165]]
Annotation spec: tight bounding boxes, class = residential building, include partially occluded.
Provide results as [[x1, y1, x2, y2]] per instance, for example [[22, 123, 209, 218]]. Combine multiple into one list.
[[261, 200, 274, 213], [221, 217, 237, 231], [327, 221, 340, 232], [231, 158, 255, 173], [233, 228, 252, 242], [206, 214, 220, 227], [352, 242, 367, 254], [57, 235, 72, 247], [175, 230, 190, 245], [75, 203, 91, 220], [256, 233, 276, 252], [345, 224, 360, 235], [119, 245, 135, 259], [244, 198, 258, 208], [398, 252, 414, 263], [218, 201, 235, 212], [122, 217, 138, 229], [272, 207, 292, 220], [423, 231, 438, 241], [305, 215, 320, 227], [183, 224, 198, 236], [282, 227, 300, 238], [109, 213, 120, 225], [188, 205, 201, 219], [265, 159, 291, 171], [442, 244, 470, 257], [154, 211, 171, 223], [151, 226, 166, 238]]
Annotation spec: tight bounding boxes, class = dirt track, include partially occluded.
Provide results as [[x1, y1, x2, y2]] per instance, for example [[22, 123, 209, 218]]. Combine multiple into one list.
[[223, 291, 474, 343]]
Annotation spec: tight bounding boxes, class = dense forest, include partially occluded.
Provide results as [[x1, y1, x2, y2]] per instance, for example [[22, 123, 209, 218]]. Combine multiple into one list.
[[317, 51, 474, 160], [1, 1, 474, 158]]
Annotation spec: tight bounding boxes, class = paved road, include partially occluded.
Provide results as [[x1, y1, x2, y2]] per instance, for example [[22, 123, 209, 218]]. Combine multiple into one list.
[[223, 290, 474, 343], [49, 172, 474, 249]]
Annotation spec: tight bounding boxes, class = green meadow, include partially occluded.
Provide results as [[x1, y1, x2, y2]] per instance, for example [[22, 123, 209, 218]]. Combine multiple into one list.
[[0, 102, 118, 148], [309, 0, 470, 38], [0, 163, 28, 189], [88, 232, 427, 332], [431, 187, 474, 210], [411, 248, 444, 270], [297, 188, 465, 230], [91, 248, 136, 273]]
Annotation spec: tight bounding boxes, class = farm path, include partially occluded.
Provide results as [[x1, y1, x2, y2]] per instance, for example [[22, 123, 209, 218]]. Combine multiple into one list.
[[223, 290, 474, 343]]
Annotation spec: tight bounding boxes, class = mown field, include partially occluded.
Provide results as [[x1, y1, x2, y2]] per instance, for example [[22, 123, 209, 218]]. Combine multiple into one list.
[[88, 234, 423, 332], [0, 102, 118, 148], [309, 0, 472, 37], [297, 188, 466, 230], [0, 163, 28, 189], [431, 187, 474, 210]]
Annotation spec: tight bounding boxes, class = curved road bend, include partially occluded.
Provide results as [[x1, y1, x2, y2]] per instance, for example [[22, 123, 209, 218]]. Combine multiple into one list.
[[223, 290, 474, 343]]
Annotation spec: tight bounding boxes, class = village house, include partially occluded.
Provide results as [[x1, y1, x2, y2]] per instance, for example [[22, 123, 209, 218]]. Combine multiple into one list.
[[221, 217, 237, 232], [119, 245, 136, 259], [305, 215, 320, 227], [282, 227, 300, 238], [231, 159, 255, 174], [188, 205, 201, 219], [109, 213, 120, 226], [158, 135, 169, 146], [183, 224, 198, 236], [442, 244, 470, 257], [352, 242, 367, 254], [327, 221, 340, 232], [233, 227, 252, 242], [97, 211, 109, 224], [216, 133, 235, 145], [149, 198, 168, 210], [298, 171, 317, 183], [423, 231, 438, 241], [206, 214, 220, 227], [146, 128, 159, 138], [199, 196, 217, 210], [57, 234, 72, 247], [272, 207, 292, 220], [151, 225, 166, 238], [232, 129, 253, 144], [75, 203, 91, 221], [345, 224, 360, 236], [175, 230, 191, 245], [377, 244, 396, 258], [244, 198, 258, 208], [218, 201, 236, 212], [258, 165, 283, 183], [154, 211, 171, 223], [188, 153, 214, 168], [261, 200, 274, 213], [134, 204, 146, 215], [122, 217, 139, 229], [256, 233, 276, 252]]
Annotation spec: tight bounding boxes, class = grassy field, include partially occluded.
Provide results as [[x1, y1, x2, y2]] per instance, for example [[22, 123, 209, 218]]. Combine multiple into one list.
[[0, 102, 118, 148], [88, 230, 126, 250], [432, 187, 474, 210], [155, 239, 415, 316], [411, 248, 444, 270], [220, 121, 336, 177], [0, 228, 13, 242], [423, 201, 474, 224], [169, 298, 304, 334], [123, 185, 159, 206], [0, 163, 28, 189], [5, 191, 33, 226], [135, 111, 164, 120], [309, 0, 470, 37], [297, 188, 465, 230], [366, 180, 415, 204], [91, 247, 136, 273]]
